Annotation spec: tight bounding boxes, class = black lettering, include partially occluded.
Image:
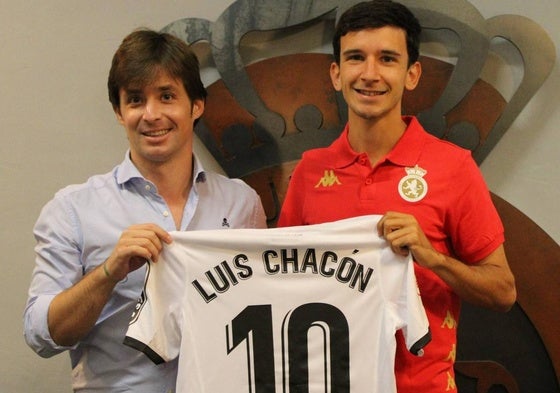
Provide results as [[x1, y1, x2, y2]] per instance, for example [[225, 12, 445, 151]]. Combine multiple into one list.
[[281, 248, 299, 273], [320, 251, 337, 277], [301, 248, 318, 274], [233, 254, 252, 279], [350, 264, 374, 292], [262, 250, 279, 274], [206, 265, 231, 293], [335, 257, 356, 284], [192, 280, 217, 303], [221, 260, 239, 285]]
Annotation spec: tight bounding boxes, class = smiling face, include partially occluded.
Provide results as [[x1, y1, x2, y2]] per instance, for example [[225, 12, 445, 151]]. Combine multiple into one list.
[[330, 26, 421, 124], [115, 69, 204, 170]]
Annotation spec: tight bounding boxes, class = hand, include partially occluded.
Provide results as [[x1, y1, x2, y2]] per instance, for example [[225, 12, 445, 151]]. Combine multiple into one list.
[[377, 211, 442, 268], [103, 224, 172, 281]]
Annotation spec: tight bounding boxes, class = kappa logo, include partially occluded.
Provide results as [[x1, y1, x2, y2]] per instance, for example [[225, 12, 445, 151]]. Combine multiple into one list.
[[315, 170, 341, 188], [398, 165, 428, 202], [446, 372, 456, 391], [441, 310, 458, 329], [445, 344, 457, 363]]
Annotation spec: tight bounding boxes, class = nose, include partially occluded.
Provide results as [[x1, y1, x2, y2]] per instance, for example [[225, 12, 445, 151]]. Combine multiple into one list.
[[142, 98, 162, 121], [361, 57, 379, 81]]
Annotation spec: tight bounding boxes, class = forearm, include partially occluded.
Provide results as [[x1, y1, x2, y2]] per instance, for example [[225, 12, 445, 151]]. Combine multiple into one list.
[[48, 263, 118, 346], [425, 247, 516, 312], [378, 213, 516, 312]]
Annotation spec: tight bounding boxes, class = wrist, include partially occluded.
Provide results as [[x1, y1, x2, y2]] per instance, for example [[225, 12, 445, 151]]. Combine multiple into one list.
[[102, 261, 121, 283]]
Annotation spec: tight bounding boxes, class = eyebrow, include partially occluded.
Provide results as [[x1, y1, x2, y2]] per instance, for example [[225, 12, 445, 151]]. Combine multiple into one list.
[[155, 84, 177, 92], [123, 84, 177, 95], [342, 48, 403, 58]]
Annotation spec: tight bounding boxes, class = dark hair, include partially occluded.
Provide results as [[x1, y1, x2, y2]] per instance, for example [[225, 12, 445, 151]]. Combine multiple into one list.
[[108, 29, 207, 110], [332, 0, 421, 66]]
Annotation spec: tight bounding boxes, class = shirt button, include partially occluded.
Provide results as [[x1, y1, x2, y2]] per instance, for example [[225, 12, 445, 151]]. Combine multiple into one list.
[[365, 178, 373, 185], [163, 211, 169, 217], [145, 184, 151, 191]]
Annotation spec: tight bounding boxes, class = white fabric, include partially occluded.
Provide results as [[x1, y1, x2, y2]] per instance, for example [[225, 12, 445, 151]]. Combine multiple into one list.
[[125, 215, 430, 393]]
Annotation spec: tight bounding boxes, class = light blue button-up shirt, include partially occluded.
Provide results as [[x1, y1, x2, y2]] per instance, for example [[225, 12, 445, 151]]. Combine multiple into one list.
[[24, 152, 266, 392]]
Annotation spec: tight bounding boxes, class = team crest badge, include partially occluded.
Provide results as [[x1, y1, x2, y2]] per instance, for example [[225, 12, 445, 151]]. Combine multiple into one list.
[[398, 165, 428, 202]]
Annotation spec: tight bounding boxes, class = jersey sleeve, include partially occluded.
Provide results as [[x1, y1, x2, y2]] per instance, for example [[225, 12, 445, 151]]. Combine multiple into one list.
[[124, 239, 185, 364], [381, 246, 431, 356], [403, 258, 432, 355]]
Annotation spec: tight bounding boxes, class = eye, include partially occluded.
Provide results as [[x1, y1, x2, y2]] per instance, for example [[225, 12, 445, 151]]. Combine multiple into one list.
[[161, 92, 174, 101], [380, 55, 396, 63], [345, 53, 364, 62], [126, 94, 143, 106]]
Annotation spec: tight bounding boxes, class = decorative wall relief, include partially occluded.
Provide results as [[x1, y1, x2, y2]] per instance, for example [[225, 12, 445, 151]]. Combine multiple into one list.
[[162, 0, 555, 227], [163, 0, 555, 174]]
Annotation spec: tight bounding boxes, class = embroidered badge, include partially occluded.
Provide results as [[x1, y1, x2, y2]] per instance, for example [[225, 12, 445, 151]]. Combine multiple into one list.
[[315, 170, 341, 188], [398, 165, 428, 202]]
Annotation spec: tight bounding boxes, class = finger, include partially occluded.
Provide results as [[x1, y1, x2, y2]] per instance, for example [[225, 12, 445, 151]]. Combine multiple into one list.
[[129, 255, 151, 271], [393, 245, 410, 256], [116, 231, 164, 262], [377, 216, 399, 238], [131, 224, 172, 244], [124, 226, 169, 247], [134, 235, 164, 262]]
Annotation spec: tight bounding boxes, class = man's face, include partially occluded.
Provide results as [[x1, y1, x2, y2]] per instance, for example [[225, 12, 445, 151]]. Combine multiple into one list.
[[330, 26, 420, 122], [115, 70, 204, 169]]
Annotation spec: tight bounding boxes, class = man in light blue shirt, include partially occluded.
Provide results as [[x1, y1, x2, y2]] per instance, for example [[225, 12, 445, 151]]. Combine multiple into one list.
[[24, 29, 267, 392]]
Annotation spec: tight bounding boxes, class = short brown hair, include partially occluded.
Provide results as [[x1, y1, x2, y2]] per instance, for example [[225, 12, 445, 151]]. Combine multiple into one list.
[[332, 1, 421, 67], [108, 29, 207, 110]]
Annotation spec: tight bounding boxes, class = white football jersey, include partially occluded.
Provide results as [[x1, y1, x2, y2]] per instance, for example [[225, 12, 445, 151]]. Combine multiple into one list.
[[124, 215, 431, 393]]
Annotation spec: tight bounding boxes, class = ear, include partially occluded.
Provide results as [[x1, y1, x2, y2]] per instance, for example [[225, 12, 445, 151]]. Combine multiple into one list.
[[191, 99, 205, 120], [114, 105, 125, 125], [405, 61, 422, 91], [330, 62, 342, 92]]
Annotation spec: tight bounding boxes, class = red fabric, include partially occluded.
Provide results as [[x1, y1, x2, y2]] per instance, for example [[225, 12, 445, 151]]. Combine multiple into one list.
[[278, 116, 504, 392]]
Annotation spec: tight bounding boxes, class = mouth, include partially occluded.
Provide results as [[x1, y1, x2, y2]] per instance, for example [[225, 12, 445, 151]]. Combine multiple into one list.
[[141, 128, 171, 137], [355, 88, 387, 97]]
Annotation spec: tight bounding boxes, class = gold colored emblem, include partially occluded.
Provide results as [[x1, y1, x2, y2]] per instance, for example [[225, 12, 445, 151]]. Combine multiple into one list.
[[315, 170, 341, 188], [398, 165, 428, 202]]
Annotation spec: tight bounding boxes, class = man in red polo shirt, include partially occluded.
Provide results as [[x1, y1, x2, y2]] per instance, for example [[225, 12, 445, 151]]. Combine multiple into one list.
[[277, 1, 516, 392]]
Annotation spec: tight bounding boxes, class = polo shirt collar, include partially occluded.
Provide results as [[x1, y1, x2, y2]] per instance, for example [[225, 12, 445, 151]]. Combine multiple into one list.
[[331, 116, 426, 168], [386, 116, 426, 166], [330, 124, 361, 169]]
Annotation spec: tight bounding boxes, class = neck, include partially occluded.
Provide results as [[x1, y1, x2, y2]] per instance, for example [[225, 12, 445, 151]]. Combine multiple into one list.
[[347, 114, 407, 166], [132, 153, 194, 229]]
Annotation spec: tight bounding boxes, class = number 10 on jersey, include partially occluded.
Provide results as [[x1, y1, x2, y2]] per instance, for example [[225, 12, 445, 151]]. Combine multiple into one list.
[[226, 303, 351, 392]]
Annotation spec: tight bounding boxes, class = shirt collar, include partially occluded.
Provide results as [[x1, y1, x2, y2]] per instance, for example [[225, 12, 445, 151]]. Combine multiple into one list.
[[330, 123, 359, 169], [331, 116, 426, 168], [115, 150, 207, 185], [385, 116, 426, 166]]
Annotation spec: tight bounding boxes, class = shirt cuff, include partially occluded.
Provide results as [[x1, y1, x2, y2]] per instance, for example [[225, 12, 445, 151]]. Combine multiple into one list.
[[24, 294, 77, 358]]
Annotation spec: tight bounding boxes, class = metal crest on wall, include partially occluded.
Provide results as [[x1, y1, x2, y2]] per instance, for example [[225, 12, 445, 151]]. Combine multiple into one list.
[[162, 0, 555, 179]]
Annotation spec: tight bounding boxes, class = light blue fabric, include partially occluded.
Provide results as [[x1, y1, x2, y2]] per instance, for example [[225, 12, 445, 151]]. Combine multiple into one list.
[[24, 151, 266, 392]]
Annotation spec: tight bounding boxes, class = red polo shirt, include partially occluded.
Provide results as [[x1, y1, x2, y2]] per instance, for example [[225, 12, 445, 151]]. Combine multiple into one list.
[[278, 116, 504, 392]]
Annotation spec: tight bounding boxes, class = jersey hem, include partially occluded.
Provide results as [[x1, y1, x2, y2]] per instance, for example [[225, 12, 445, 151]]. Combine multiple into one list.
[[123, 336, 165, 365], [409, 329, 432, 356]]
